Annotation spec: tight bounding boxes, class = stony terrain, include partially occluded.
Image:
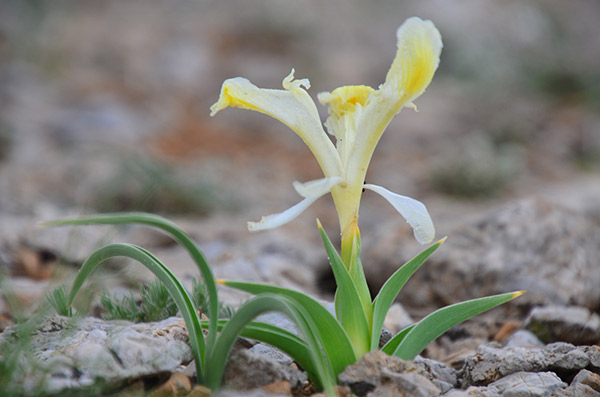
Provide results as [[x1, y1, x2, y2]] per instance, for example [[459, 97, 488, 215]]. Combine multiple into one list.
[[1, 1, 600, 396]]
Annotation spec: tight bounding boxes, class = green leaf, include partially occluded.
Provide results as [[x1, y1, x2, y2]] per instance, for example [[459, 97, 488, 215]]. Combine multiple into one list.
[[42, 213, 219, 352], [318, 221, 371, 357], [370, 238, 444, 350], [206, 293, 338, 395], [206, 319, 317, 378], [65, 243, 206, 383], [220, 280, 356, 377], [393, 290, 525, 360], [345, 230, 372, 321], [380, 324, 415, 355]]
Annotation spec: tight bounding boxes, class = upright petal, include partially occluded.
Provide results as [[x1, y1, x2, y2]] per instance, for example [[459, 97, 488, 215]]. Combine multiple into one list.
[[210, 70, 341, 177], [346, 18, 442, 195], [383, 17, 443, 107], [364, 184, 435, 244]]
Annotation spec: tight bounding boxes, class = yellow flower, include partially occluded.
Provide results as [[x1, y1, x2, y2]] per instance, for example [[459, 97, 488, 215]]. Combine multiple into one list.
[[211, 17, 442, 245]]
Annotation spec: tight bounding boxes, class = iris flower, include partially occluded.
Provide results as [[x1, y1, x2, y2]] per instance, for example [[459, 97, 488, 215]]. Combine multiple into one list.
[[211, 17, 442, 251]]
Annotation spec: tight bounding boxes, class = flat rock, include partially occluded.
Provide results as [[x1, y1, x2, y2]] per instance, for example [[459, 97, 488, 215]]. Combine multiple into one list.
[[462, 371, 567, 396], [0, 315, 192, 395], [462, 342, 600, 387], [398, 199, 600, 310], [525, 305, 600, 345], [338, 350, 455, 396]]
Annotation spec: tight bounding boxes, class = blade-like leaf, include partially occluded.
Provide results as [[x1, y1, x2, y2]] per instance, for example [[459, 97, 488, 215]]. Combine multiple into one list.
[[370, 238, 444, 350], [220, 280, 356, 377], [206, 294, 338, 395], [43, 213, 219, 351], [393, 291, 525, 360], [206, 319, 317, 377], [65, 243, 206, 382], [380, 324, 415, 355], [318, 222, 370, 357]]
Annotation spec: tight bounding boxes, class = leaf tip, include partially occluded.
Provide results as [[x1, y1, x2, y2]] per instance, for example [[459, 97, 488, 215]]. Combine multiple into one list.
[[316, 218, 323, 229], [216, 279, 226, 285], [437, 236, 448, 245], [512, 290, 526, 299]]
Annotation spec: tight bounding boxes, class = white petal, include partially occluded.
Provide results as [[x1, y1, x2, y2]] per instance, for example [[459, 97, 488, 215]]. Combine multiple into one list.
[[364, 184, 435, 244], [247, 197, 319, 232], [209, 70, 341, 177], [293, 176, 344, 199]]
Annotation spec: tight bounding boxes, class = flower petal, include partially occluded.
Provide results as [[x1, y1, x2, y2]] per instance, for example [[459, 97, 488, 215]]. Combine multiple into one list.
[[210, 69, 341, 177], [344, 18, 442, 198], [293, 176, 345, 198], [383, 17, 443, 106], [364, 184, 435, 244], [247, 197, 319, 232]]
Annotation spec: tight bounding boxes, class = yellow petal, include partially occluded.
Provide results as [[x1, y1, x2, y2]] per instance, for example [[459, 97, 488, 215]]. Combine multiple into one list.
[[318, 85, 375, 119], [383, 17, 443, 106], [345, 18, 442, 191], [210, 70, 341, 177]]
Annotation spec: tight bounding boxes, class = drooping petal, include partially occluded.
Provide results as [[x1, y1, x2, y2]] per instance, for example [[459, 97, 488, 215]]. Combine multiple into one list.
[[210, 69, 341, 177], [247, 197, 319, 232], [293, 176, 344, 198], [364, 184, 435, 244]]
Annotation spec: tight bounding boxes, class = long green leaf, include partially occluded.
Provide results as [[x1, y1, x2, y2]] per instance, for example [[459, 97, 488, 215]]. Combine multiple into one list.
[[220, 279, 356, 377], [65, 243, 206, 381], [318, 222, 370, 357], [205, 319, 317, 377], [393, 291, 525, 360], [43, 213, 219, 352], [206, 294, 338, 395], [380, 324, 415, 355], [345, 231, 372, 323], [370, 238, 444, 350]]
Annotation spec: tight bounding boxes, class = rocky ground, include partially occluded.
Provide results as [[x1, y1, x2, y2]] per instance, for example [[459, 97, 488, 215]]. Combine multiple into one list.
[[1, 1, 600, 396]]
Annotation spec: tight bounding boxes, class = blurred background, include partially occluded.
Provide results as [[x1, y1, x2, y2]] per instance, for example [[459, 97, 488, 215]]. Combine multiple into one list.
[[1, 0, 600, 311]]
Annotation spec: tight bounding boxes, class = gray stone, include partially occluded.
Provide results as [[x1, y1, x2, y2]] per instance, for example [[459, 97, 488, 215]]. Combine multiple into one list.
[[414, 355, 458, 393], [397, 199, 600, 310], [249, 343, 293, 365], [488, 371, 566, 395], [377, 369, 440, 397], [462, 342, 600, 387], [567, 369, 600, 396], [222, 348, 306, 390], [337, 351, 448, 396], [0, 315, 192, 395], [504, 329, 546, 348], [525, 305, 600, 345]]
